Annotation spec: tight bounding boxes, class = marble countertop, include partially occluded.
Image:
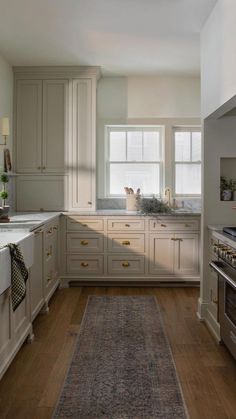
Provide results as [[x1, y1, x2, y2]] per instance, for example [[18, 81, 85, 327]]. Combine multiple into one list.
[[63, 209, 201, 216], [0, 212, 61, 231]]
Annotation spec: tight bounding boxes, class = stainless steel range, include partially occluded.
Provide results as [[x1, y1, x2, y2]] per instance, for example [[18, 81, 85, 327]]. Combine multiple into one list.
[[210, 227, 236, 360]]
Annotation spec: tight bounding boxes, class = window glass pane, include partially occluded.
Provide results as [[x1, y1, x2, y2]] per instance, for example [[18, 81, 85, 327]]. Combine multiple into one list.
[[192, 132, 201, 162], [175, 132, 191, 161], [143, 131, 160, 161], [109, 131, 126, 161], [127, 131, 142, 161], [175, 164, 201, 194], [109, 163, 159, 195]]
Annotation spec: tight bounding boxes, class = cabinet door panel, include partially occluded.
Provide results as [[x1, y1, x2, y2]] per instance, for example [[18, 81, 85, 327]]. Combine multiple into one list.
[[70, 79, 96, 210], [175, 233, 199, 275], [149, 234, 174, 275], [16, 80, 42, 172], [30, 230, 44, 321], [42, 80, 68, 173]]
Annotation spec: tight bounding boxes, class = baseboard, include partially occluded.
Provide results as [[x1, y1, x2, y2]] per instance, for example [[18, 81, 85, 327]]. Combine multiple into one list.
[[205, 309, 221, 342], [60, 276, 200, 287]]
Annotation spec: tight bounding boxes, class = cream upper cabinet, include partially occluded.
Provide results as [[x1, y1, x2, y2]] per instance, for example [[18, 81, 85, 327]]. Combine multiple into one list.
[[42, 80, 68, 173], [16, 80, 42, 173], [16, 78, 68, 173], [69, 78, 96, 211]]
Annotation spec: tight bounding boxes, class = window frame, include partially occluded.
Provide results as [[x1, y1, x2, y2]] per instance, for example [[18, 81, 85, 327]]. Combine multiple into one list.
[[105, 125, 164, 198], [172, 126, 202, 197]]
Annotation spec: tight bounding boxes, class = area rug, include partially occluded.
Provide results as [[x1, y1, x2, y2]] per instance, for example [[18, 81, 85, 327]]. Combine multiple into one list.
[[53, 296, 188, 419]]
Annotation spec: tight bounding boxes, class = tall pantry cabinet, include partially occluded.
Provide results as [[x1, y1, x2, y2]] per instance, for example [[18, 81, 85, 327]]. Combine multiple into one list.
[[14, 67, 100, 211]]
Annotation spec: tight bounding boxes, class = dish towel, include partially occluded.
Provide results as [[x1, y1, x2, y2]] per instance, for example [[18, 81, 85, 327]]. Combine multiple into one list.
[[7, 243, 29, 311]]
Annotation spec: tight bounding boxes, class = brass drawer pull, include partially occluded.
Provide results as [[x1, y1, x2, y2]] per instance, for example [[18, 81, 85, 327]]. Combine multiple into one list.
[[53, 226, 58, 231], [81, 240, 89, 246], [81, 262, 89, 267], [171, 238, 176, 241], [122, 261, 130, 267], [125, 224, 130, 227], [213, 298, 218, 304], [81, 223, 88, 227], [122, 240, 130, 245], [161, 224, 167, 227]]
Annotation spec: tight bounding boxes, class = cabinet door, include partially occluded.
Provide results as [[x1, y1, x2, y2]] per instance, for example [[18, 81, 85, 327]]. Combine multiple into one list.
[[42, 80, 68, 173], [30, 229, 44, 321], [149, 234, 175, 275], [0, 289, 12, 370], [174, 233, 199, 275], [16, 80, 42, 172], [69, 78, 96, 210]]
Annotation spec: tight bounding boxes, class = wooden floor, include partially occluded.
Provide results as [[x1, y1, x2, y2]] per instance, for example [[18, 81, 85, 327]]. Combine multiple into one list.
[[0, 287, 236, 419]]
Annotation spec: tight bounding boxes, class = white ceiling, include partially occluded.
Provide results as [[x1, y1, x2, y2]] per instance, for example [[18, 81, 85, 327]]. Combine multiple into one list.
[[0, 0, 217, 76]]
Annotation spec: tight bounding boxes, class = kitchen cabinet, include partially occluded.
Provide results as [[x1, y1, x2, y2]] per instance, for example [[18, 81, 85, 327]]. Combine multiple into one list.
[[43, 219, 60, 308], [16, 79, 68, 174], [0, 289, 12, 378], [61, 215, 200, 284], [14, 67, 100, 212], [150, 233, 199, 276], [30, 228, 44, 321]]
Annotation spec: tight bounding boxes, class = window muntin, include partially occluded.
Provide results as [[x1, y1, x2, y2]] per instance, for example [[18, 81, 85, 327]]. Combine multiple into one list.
[[106, 126, 162, 196], [174, 128, 201, 195]]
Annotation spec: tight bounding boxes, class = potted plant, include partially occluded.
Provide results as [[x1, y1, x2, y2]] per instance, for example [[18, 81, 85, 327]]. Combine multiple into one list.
[[0, 173, 10, 221], [220, 176, 234, 201]]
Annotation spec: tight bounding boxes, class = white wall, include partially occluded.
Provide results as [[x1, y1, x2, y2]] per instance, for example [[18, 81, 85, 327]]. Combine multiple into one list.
[[201, 0, 236, 118], [97, 75, 201, 198], [0, 55, 13, 171], [127, 76, 200, 118]]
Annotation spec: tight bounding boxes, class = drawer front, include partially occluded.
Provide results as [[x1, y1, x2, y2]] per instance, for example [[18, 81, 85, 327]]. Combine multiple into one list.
[[107, 219, 145, 231], [67, 216, 104, 232], [67, 233, 104, 253], [108, 255, 145, 275], [67, 255, 104, 275], [149, 219, 199, 231], [107, 234, 145, 253]]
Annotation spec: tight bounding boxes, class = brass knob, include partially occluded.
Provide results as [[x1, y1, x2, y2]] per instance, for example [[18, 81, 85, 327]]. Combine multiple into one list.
[[81, 262, 89, 267], [88, 201, 92, 205], [122, 240, 130, 245], [81, 240, 89, 246], [122, 261, 130, 267], [42, 166, 46, 170], [125, 224, 130, 227], [47, 227, 53, 235], [161, 224, 166, 227], [37, 166, 41, 170]]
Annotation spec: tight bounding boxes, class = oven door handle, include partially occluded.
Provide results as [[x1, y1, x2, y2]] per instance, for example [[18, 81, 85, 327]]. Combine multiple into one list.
[[210, 261, 236, 289]]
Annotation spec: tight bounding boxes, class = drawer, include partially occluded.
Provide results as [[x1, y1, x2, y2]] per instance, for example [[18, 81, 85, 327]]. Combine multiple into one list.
[[67, 216, 104, 232], [107, 234, 145, 253], [107, 219, 145, 231], [66, 255, 104, 275], [67, 233, 104, 253], [149, 219, 199, 231], [108, 255, 145, 275]]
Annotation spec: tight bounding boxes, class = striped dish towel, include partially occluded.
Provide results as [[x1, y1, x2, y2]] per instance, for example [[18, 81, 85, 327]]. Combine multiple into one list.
[[7, 243, 29, 311]]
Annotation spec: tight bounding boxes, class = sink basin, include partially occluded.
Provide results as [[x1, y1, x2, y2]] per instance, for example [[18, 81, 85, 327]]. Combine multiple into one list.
[[0, 230, 34, 295]]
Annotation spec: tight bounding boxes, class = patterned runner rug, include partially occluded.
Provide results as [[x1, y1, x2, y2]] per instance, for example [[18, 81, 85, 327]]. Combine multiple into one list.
[[53, 296, 188, 419]]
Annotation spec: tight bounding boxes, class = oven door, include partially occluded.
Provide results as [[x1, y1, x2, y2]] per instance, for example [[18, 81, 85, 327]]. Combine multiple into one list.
[[210, 261, 236, 360]]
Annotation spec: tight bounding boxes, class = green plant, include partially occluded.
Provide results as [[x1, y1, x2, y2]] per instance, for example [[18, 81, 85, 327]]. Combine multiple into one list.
[[1, 174, 9, 183], [0, 191, 8, 200], [0, 172, 9, 206], [139, 197, 172, 214], [220, 176, 235, 191]]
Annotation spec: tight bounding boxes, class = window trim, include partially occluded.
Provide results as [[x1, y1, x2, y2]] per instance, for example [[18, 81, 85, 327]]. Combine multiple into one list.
[[172, 126, 202, 197], [105, 125, 164, 198]]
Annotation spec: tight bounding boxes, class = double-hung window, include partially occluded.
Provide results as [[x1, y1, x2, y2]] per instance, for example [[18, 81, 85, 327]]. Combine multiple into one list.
[[106, 126, 163, 196], [174, 127, 201, 195]]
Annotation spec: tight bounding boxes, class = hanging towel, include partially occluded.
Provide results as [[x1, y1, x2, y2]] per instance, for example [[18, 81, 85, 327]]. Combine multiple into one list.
[[7, 243, 29, 311]]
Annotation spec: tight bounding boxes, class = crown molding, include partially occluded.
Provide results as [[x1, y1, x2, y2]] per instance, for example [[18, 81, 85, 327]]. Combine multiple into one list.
[[13, 65, 101, 80]]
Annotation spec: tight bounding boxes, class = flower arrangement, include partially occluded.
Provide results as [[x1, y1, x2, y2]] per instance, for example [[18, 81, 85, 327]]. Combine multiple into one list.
[[139, 197, 172, 214]]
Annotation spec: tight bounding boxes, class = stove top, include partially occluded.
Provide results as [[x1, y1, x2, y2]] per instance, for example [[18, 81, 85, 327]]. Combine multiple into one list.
[[223, 227, 236, 237]]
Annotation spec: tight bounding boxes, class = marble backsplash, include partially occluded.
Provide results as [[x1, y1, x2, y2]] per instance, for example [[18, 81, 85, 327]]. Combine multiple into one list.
[[97, 197, 202, 212]]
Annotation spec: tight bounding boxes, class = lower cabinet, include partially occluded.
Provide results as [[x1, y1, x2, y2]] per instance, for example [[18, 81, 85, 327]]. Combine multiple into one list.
[[62, 215, 200, 283], [150, 233, 199, 276], [43, 221, 59, 305], [30, 228, 44, 321]]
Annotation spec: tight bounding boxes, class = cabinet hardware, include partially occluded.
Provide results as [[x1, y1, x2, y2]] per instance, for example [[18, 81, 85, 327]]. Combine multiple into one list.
[[37, 166, 41, 170], [81, 240, 89, 246], [161, 224, 166, 227], [34, 229, 43, 235], [88, 201, 92, 205], [212, 298, 218, 304], [53, 226, 58, 231], [122, 262, 130, 267], [81, 262, 89, 267], [171, 238, 176, 241], [122, 240, 130, 245], [185, 224, 191, 227], [42, 166, 46, 170], [175, 238, 183, 241], [125, 224, 130, 227], [81, 223, 88, 227], [46, 227, 53, 235]]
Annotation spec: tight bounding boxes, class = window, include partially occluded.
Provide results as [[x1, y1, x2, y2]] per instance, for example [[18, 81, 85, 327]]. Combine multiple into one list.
[[106, 126, 163, 196], [174, 127, 201, 195]]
